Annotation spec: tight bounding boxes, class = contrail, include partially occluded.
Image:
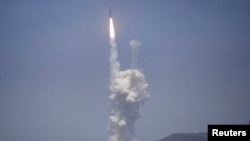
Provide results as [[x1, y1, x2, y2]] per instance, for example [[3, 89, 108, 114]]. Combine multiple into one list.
[[108, 10, 150, 141]]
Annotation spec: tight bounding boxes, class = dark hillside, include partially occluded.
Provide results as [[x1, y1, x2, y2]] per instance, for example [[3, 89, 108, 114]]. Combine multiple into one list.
[[158, 133, 207, 141]]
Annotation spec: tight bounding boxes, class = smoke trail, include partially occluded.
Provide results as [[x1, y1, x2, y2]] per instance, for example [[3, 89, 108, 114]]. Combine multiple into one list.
[[109, 40, 120, 79], [129, 39, 141, 69], [108, 18, 150, 141]]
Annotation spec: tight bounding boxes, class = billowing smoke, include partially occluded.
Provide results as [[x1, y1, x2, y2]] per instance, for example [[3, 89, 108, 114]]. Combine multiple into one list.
[[108, 18, 150, 141]]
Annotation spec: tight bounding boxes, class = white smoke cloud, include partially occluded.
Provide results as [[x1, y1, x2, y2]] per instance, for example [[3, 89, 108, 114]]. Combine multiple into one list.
[[108, 37, 150, 141], [129, 39, 141, 48], [109, 69, 149, 103], [129, 39, 141, 69]]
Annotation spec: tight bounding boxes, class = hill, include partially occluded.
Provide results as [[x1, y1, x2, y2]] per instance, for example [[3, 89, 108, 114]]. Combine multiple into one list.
[[158, 132, 207, 141]]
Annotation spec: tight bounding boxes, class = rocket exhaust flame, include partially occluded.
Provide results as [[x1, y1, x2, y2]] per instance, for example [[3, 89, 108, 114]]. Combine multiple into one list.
[[108, 11, 150, 141], [110, 18, 115, 40]]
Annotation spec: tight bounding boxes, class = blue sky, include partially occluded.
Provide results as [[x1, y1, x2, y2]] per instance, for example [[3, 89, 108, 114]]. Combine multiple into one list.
[[0, 0, 250, 141]]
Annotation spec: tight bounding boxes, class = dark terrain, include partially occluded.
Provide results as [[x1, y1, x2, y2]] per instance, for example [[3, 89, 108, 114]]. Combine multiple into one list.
[[158, 132, 207, 141]]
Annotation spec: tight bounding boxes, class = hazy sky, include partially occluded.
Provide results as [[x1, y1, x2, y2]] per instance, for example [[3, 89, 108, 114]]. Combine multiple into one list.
[[0, 0, 250, 141]]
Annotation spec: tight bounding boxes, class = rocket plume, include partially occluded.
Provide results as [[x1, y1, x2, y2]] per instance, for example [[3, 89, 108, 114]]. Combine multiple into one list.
[[108, 17, 150, 141], [109, 17, 120, 79], [110, 18, 115, 40]]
